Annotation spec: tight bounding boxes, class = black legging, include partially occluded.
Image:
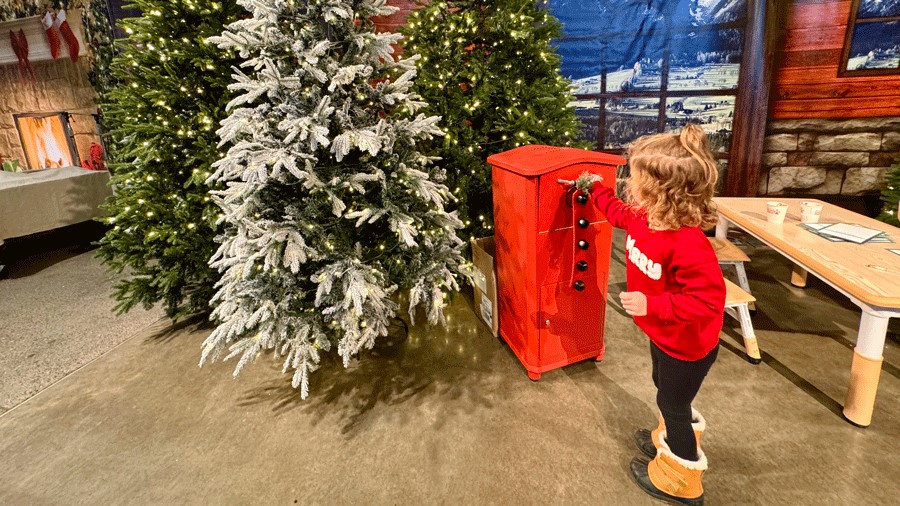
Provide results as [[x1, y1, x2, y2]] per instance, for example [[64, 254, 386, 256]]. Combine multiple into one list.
[[651, 340, 718, 461]]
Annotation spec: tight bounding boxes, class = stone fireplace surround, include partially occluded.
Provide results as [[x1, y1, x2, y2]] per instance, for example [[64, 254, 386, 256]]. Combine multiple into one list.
[[0, 57, 100, 170]]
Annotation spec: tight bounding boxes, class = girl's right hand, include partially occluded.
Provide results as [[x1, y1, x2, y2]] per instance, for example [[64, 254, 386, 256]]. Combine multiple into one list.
[[576, 171, 603, 194]]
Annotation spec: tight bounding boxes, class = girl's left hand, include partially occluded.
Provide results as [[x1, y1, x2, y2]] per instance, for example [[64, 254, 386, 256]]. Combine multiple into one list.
[[620, 291, 647, 316]]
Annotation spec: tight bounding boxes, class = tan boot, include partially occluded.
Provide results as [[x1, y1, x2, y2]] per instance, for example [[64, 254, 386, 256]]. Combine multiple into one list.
[[635, 408, 706, 458], [630, 431, 707, 505]]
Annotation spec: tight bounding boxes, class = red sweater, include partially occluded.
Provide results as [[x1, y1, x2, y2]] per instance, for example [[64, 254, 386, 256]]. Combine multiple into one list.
[[592, 186, 725, 361]]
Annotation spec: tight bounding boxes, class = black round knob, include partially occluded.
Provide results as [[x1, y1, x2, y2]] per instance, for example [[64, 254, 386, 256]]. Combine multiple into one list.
[[578, 218, 589, 228], [576, 260, 588, 271], [574, 280, 585, 291], [578, 240, 589, 250], [575, 194, 588, 205]]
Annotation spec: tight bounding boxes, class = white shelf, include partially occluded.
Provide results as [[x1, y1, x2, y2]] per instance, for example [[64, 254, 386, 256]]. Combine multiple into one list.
[[0, 8, 87, 67]]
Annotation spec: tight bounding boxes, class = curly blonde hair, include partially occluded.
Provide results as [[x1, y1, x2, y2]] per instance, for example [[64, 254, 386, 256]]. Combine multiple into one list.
[[625, 124, 719, 230]]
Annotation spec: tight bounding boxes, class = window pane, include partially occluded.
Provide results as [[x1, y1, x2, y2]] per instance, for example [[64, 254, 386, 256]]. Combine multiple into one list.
[[605, 98, 660, 149], [846, 21, 900, 70], [668, 28, 743, 90], [573, 99, 599, 145], [570, 65, 662, 95], [857, 0, 900, 18], [664, 96, 735, 153]]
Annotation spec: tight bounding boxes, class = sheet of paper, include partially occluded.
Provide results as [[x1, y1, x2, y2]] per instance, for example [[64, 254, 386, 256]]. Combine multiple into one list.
[[815, 223, 885, 244], [888, 249, 900, 257]]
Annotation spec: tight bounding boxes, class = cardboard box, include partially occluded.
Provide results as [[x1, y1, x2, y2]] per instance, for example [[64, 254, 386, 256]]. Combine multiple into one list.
[[470, 236, 498, 337]]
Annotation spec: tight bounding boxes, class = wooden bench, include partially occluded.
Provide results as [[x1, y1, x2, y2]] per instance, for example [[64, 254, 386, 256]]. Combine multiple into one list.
[[709, 237, 755, 311], [723, 278, 761, 364]]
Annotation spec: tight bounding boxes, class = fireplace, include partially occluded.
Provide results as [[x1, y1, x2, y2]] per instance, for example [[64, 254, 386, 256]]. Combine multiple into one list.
[[14, 112, 80, 171]]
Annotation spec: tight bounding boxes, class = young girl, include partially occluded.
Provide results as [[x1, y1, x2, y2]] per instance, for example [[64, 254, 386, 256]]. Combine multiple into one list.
[[582, 124, 725, 505]]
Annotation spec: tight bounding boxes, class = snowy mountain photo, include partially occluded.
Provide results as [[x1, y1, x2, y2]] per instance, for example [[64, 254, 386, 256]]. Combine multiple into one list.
[[858, 0, 900, 18], [546, 0, 745, 149]]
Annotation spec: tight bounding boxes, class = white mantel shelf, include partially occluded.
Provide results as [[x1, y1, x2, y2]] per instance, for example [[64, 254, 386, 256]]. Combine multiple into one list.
[[0, 8, 87, 67]]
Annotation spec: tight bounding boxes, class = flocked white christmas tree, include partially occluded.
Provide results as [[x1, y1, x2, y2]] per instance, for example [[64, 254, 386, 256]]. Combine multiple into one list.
[[202, 0, 467, 398]]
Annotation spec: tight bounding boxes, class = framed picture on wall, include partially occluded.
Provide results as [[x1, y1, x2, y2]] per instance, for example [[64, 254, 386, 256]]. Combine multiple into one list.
[[839, 0, 900, 76]]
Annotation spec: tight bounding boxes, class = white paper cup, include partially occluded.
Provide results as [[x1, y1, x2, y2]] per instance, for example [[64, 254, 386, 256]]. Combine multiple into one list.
[[766, 201, 788, 224], [800, 201, 823, 224]]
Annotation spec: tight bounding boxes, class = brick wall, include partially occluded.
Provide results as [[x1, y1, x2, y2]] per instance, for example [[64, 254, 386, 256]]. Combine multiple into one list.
[[0, 58, 101, 169]]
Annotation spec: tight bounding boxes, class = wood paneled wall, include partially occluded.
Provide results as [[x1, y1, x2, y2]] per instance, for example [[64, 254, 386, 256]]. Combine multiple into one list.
[[372, 0, 420, 33], [771, 0, 900, 119]]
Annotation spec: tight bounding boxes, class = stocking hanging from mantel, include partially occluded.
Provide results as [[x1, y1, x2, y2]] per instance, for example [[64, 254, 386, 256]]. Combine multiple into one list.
[[42, 11, 62, 60], [54, 10, 79, 62], [9, 29, 36, 81]]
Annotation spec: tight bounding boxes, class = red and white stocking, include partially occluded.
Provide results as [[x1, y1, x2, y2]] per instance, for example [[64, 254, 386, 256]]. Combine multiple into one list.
[[42, 11, 61, 59], [54, 10, 80, 62]]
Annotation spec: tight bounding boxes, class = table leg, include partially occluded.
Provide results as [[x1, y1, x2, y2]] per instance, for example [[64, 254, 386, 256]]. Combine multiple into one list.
[[842, 311, 888, 427], [715, 217, 729, 239], [736, 304, 761, 364], [790, 264, 808, 287]]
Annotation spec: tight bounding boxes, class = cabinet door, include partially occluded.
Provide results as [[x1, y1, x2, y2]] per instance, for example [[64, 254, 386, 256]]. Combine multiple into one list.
[[538, 273, 607, 368], [536, 221, 612, 287]]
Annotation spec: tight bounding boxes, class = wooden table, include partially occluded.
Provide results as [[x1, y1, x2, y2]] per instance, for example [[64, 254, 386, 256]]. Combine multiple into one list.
[[713, 197, 900, 427]]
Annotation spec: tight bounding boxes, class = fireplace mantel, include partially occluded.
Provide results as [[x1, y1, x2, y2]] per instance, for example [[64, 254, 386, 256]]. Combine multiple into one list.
[[0, 8, 87, 67]]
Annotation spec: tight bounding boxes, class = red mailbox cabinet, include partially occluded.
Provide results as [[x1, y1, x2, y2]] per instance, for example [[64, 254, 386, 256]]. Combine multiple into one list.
[[488, 145, 625, 380]]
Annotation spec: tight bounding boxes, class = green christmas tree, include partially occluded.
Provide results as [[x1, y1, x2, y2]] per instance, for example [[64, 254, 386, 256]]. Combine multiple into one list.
[[97, 0, 243, 318], [878, 162, 900, 227], [401, 0, 586, 237], [201, 0, 467, 397]]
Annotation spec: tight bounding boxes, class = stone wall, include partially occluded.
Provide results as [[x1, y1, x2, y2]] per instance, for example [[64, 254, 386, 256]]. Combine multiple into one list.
[[0, 58, 100, 169], [759, 118, 900, 196]]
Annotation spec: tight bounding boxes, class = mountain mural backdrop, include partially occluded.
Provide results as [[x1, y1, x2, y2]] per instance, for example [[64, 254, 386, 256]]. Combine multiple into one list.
[[546, 0, 747, 150]]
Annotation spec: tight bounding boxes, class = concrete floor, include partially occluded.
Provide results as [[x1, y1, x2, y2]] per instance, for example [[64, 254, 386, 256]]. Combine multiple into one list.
[[0, 232, 898, 504], [0, 225, 163, 411]]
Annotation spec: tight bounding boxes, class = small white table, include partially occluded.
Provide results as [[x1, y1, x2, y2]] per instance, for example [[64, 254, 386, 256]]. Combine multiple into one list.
[[714, 197, 900, 427]]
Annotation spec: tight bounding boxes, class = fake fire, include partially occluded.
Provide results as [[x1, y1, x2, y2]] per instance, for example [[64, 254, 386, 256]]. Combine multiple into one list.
[[15, 114, 76, 170]]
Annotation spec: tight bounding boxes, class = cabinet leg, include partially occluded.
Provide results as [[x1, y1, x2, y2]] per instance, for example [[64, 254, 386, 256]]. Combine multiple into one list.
[[527, 371, 541, 381]]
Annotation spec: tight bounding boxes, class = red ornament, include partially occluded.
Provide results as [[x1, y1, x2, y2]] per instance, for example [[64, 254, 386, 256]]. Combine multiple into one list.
[[54, 10, 80, 62], [42, 12, 61, 59], [89, 143, 105, 171], [459, 82, 468, 91]]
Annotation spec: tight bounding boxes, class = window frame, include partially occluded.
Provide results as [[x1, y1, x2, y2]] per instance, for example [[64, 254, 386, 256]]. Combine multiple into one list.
[[838, 0, 900, 77]]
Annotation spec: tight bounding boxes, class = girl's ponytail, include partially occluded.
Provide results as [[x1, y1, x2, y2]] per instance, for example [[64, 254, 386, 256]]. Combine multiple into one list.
[[679, 124, 708, 156], [679, 123, 718, 182]]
